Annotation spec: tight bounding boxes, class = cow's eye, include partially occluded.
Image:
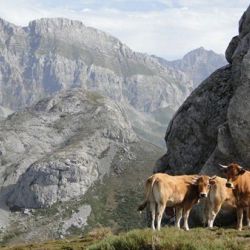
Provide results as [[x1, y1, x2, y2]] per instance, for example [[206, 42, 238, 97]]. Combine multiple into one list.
[[208, 184, 210, 188]]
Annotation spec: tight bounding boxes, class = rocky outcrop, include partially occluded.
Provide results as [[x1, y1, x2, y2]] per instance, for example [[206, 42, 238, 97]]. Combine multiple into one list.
[[155, 47, 227, 88], [0, 89, 139, 208], [157, 5, 250, 176]]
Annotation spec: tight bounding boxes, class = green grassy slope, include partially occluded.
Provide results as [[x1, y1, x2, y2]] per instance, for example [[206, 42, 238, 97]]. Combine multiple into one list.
[[89, 228, 250, 250], [2, 227, 250, 250]]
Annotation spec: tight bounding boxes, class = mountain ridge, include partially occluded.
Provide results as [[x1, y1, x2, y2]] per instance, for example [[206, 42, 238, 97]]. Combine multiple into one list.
[[0, 17, 191, 113], [153, 46, 227, 88]]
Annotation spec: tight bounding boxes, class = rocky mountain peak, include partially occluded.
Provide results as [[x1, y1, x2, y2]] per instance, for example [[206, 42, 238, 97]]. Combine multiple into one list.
[[28, 17, 85, 29], [154, 47, 226, 89], [182, 46, 222, 63], [0, 17, 191, 116]]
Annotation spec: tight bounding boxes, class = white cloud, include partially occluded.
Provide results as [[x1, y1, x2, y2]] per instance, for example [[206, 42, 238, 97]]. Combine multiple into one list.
[[0, 0, 249, 59]]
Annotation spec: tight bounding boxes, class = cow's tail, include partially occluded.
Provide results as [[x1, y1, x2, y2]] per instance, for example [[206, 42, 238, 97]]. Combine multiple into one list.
[[137, 176, 156, 212]]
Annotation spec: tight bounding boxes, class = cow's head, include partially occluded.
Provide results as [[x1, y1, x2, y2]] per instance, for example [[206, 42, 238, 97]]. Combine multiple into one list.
[[219, 163, 246, 189], [193, 175, 216, 198]]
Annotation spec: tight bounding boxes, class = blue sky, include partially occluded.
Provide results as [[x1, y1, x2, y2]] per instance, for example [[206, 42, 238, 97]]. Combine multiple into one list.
[[0, 0, 249, 59]]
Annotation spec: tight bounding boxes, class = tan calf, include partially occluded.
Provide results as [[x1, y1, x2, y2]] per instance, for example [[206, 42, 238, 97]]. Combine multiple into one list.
[[204, 176, 237, 228]]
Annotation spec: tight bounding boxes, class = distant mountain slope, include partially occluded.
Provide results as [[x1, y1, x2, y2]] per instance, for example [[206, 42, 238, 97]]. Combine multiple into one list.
[[154, 47, 227, 88]]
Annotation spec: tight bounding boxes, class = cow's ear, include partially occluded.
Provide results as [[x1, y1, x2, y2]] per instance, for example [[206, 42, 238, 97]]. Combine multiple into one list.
[[188, 179, 198, 185], [239, 168, 246, 175], [209, 179, 216, 185], [191, 175, 201, 185], [209, 176, 216, 185]]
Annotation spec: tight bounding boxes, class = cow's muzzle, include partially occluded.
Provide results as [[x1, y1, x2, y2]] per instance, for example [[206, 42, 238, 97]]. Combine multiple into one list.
[[199, 193, 207, 198]]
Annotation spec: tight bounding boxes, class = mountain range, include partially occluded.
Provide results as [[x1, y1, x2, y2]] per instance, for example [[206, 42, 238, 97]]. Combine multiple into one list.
[[0, 17, 226, 147]]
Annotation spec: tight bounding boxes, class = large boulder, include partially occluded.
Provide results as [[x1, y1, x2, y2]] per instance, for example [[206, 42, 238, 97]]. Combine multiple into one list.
[[157, 5, 250, 175]]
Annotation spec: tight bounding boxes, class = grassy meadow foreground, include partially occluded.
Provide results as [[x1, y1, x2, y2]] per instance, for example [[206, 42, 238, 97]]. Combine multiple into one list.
[[2, 227, 250, 250]]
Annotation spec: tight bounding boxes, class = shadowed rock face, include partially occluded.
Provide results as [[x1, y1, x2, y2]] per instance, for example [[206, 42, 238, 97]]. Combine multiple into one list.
[[157, 4, 250, 176], [155, 65, 234, 174]]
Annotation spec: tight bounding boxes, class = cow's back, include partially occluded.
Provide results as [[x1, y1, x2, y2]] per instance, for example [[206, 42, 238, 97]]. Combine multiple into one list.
[[210, 176, 236, 209], [151, 174, 197, 206], [235, 172, 250, 207]]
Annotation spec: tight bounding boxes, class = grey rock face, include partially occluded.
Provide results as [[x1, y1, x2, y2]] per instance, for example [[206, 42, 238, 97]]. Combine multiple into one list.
[[158, 5, 250, 175], [155, 66, 234, 174], [0, 17, 191, 115], [225, 36, 240, 64], [0, 89, 138, 208]]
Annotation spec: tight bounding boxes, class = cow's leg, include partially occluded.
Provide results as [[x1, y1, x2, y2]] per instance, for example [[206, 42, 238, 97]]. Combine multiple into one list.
[[183, 204, 193, 231], [150, 202, 156, 230], [208, 203, 221, 228], [156, 202, 166, 231], [246, 207, 250, 227], [236, 207, 244, 231], [175, 206, 183, 229], [203, 200, 209, 227]]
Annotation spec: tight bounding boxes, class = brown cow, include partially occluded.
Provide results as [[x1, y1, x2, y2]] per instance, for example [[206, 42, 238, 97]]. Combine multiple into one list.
[[220, 163, 250, 230], [204, 176, 237, 228], [138, 173, 213, 231]]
